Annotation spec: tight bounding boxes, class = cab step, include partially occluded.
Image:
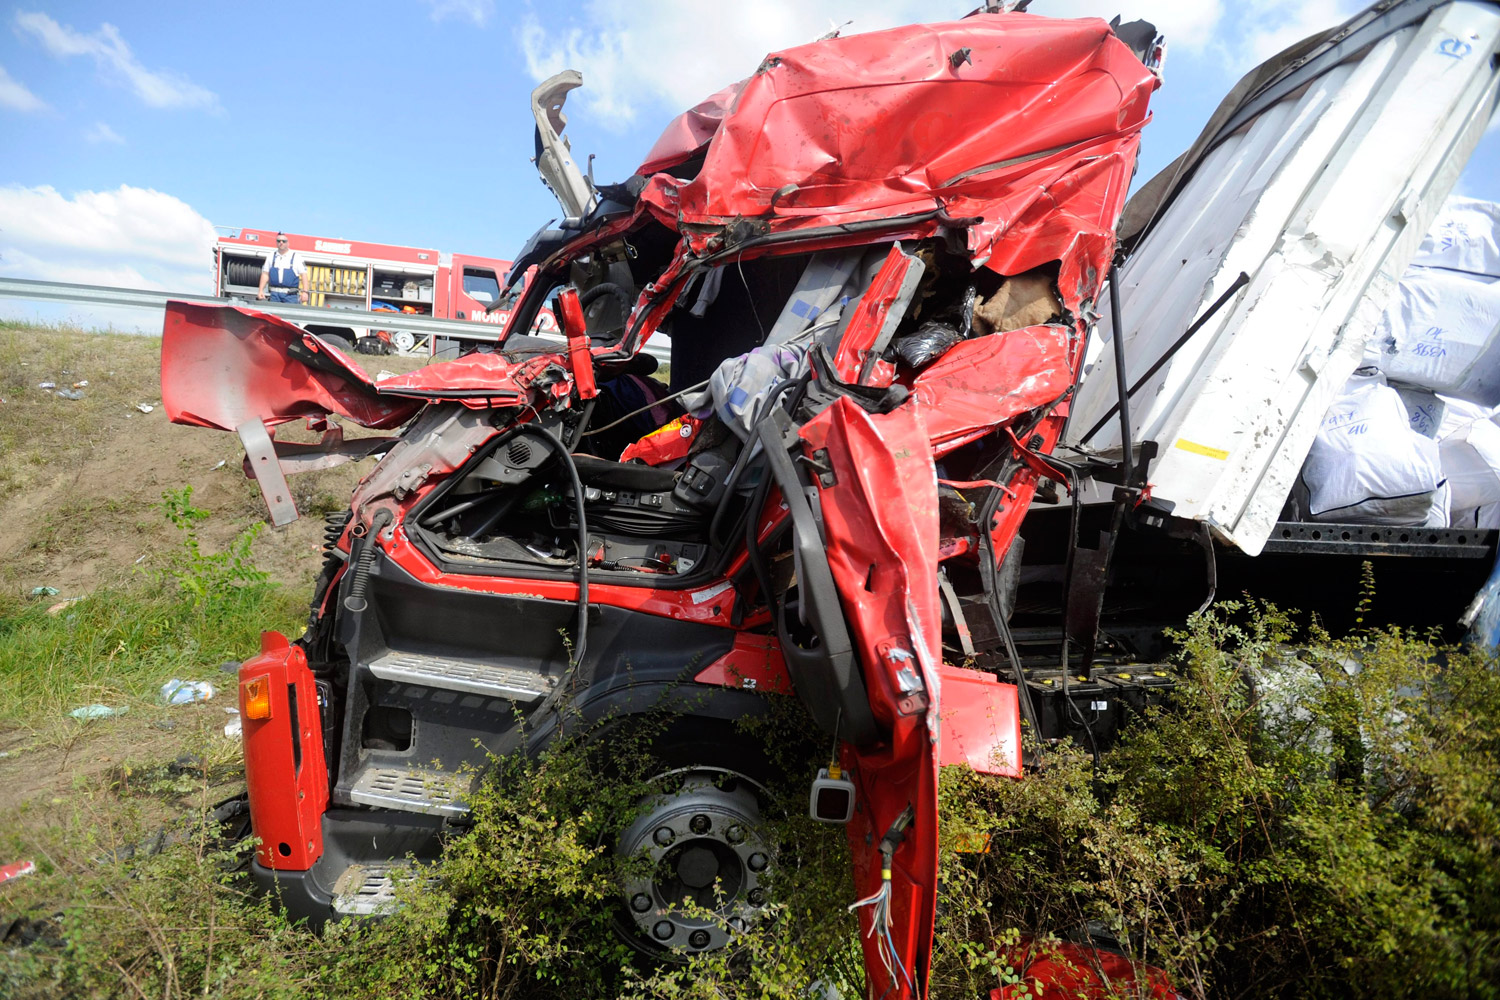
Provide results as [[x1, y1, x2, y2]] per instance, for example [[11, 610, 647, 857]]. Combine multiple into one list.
[[331, 863, 406, 916], [348, 764, 470, 817], [367, 650, 555, 702]]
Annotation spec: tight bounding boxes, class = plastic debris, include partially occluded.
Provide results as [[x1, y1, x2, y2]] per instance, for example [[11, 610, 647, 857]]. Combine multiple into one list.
[[224, 708, 242, 739], [55, 388, 84, 400], [0, 860, 36, 885], [375, 369, 398, 381], [37, 381, 55, 390], [46, 597, 83, 615], [30, 586, 59, 597], [159, 679, 215, 705], [70, 704, 127, 720], [136, 403, 154, 413], [893, 320, 963, 368], [210, 459, 227, 471], [73, 380, 88, 388]]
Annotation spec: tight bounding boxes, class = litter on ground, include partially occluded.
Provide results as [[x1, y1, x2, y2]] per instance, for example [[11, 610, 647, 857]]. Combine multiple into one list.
[[159, 679, 215, 705], [69, 704, 127, 720]]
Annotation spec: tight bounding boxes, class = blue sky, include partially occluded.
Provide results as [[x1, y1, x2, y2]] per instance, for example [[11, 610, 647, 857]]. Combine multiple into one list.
[[2, 0, 1497, 330]]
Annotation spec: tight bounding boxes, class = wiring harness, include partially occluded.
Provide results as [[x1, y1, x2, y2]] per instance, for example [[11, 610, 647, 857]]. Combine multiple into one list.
[[849, 804, 917, 996]]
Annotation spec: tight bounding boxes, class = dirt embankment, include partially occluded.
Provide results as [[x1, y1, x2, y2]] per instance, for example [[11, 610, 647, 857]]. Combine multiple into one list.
[[0, 323, 419, 597]]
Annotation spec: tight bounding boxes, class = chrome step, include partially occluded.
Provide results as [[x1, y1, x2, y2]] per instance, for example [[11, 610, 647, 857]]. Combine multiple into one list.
[[367, 650, 554, 701], [331, 863, 405, 916], [348, 765, 470, 817]]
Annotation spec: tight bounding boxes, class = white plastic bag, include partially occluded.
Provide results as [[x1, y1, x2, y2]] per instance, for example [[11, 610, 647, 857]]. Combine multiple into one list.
[[159, 679, 215, 705], [1303, 372, 1443, 524]]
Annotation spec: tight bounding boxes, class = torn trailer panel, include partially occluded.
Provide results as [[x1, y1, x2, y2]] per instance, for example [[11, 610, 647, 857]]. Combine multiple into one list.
[[1066, 0, 1500, 556]]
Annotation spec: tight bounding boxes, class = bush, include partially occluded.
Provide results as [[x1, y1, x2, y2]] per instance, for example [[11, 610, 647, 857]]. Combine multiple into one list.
[[9, 597, 1499, 998], [933, 601, 1500, 1000]]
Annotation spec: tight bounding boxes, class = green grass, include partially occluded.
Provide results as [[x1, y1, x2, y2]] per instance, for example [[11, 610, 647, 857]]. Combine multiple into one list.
[[0, 582, 304, 726]]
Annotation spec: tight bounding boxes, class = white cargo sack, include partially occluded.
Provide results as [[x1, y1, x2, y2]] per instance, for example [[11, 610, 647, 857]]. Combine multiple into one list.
[[1410, 196, 1500, 277], [1303, 372, 1443, 524], [1435, 396, 1500, 517], [1366, 197, 1500, 403], [1366, 268, 1500, 403]]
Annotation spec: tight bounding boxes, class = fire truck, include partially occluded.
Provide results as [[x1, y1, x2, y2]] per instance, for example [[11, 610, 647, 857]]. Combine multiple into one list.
[[212, 227, 535, 356]]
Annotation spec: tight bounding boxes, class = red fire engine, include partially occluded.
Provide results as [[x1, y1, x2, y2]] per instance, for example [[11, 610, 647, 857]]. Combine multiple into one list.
[[212, 227, 539, 356]]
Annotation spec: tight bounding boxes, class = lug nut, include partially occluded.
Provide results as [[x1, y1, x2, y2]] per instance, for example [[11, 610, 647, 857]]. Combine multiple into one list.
[[748, 888, 767, 905], [631, 893, 652, 913], [689, 813, 712, 835], [653, 920, 675, 941], [688, 929, 711, 949], [653, 826, 676, 847], [747, 852, 769, 872], [725, 824, 745, 844]]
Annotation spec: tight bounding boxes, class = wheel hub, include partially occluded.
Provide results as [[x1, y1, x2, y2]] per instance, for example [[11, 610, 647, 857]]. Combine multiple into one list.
[[617, 769, 771, 954]]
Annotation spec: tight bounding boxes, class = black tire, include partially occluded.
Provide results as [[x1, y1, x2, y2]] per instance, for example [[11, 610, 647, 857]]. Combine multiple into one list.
[[307, 329, 355, 354]]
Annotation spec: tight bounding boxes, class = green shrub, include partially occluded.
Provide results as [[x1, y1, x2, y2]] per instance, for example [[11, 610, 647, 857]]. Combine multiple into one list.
[[933, 601, 1500, 1000]]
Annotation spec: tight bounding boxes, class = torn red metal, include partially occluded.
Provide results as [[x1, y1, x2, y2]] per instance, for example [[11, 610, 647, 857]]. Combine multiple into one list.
[[160, 8, 1160, 997], [639, 15, 1153, 254], [992, 941, 1177, 1000]]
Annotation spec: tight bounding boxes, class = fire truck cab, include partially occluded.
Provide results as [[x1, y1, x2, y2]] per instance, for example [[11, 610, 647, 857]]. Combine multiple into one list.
[[213, 227, 522, 356]]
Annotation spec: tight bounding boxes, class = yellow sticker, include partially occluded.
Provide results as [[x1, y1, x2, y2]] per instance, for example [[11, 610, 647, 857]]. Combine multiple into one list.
[[1174, 437, 1229, 460]]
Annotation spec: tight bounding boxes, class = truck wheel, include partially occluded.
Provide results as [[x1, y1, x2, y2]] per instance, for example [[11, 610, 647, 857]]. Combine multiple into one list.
[[615, 764, 774, 958], [598, 716, 784, 961]]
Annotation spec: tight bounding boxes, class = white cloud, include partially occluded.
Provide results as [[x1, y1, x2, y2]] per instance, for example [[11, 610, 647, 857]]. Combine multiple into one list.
[[0, 184, 217, 332], [14, 11, 220, 111], [423, 0, 495, 27], [1033, 1, 1225, 51], [1233, 0, 1363, 68], [0, 184, 216, 288], [0, 62, 46, 111], [82, 121, 124, 144], [519, 1, 937, 131]]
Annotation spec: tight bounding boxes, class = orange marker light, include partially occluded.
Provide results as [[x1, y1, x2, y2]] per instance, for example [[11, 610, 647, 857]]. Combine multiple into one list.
[[243, 675, 272, 720]]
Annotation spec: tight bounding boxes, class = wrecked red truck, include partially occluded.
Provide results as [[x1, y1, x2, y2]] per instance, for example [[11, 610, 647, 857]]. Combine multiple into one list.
[[157, 1, 1500, 996]]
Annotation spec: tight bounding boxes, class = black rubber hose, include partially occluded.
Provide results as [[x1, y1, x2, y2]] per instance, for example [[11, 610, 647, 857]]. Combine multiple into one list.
[[343, 508, 393, 613], [578, 281, 633, 312]]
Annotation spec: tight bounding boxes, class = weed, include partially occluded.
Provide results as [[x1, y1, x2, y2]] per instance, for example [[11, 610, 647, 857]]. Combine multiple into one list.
[[153, 486, 269, 604]]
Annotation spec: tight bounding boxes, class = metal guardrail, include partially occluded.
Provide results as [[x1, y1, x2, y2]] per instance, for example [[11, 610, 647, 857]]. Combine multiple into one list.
[[0, 276, 672, 362]]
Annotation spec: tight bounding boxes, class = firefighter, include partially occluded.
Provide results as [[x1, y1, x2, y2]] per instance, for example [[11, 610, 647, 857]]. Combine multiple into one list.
[[257, 232, 308, 304]]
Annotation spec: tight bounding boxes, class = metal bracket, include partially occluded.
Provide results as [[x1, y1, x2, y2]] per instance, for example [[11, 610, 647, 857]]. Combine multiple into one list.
[[237, 418, 299, 526]]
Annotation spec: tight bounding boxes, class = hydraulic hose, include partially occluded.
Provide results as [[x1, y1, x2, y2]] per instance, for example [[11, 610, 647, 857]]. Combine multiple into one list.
[[343, 508, 393, 614]]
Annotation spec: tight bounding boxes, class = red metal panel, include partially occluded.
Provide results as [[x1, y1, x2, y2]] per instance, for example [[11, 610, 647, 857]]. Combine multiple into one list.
[[692, 633, 791, 694], [239, 631, 328, 871], [828, 244, 919, 386], [913, 328, 1074, 453], [937, 666, 1021, 778], [798, 398, 942, 997], [992, 941, 1177, 999], [162, 302, 420, 431]]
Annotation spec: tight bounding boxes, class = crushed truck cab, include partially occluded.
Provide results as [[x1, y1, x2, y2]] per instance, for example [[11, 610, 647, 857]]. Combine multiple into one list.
[[162, 9, 1177, 996]]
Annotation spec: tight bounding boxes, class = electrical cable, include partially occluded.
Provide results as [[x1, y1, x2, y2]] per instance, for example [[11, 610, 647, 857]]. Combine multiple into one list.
[[849, 807, 916, 998], [580, 379, 710, 437]]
